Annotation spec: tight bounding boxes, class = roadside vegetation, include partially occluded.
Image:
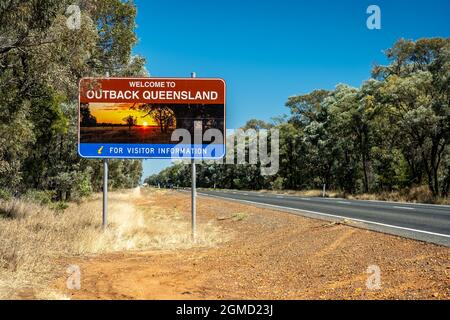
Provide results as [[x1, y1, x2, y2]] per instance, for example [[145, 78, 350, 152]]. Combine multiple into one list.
[[0, 0, 143, 202], [146, 38, 450, 204], [254, 185, 449, 205]]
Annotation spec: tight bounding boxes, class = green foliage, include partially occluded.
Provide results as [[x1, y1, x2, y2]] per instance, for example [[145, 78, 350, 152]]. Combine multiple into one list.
[[76, 172, 94, 198], [271, 177, 285, 190], [232, 212, 248, 221], [146, 38, 450, 199], [22, 190, 55, 205], [0, 189, 12, 201], [0, 1, 145, 200]]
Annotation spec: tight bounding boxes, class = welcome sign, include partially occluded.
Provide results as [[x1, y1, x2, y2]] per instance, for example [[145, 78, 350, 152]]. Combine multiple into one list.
[[78, 77, 226, 159]]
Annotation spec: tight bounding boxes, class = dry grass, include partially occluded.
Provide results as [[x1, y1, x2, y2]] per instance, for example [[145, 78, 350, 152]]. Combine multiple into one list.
[[344, 186, 450, 205], [258, 186, 449, 205], [258, 189, 341, 198], [0, 187, 227, 299], [231, 212, 248, 221]]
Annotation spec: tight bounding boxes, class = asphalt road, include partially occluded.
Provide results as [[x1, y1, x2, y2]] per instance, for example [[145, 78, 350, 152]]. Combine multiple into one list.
[[196, 189, 450, 247]]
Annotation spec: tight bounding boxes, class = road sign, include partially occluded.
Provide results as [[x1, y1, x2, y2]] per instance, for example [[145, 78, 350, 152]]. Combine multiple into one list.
[[78, 77, 226, 159]]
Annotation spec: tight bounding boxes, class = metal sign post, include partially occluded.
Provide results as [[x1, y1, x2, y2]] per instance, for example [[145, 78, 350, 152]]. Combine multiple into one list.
[[191, 157, 196, 240], [102, 71, 109, 230], [103, 159, 108, 230], [191, 71, 197, 241]]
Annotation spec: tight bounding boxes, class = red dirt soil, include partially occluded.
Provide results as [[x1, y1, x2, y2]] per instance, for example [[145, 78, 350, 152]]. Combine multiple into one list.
[[55, 190, 450, 300]]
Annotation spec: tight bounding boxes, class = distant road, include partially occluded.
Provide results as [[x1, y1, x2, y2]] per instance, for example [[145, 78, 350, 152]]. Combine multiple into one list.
[[196, 189, 450, 247]]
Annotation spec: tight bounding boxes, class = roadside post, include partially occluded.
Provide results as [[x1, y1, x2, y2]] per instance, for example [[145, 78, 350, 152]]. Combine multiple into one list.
[[191, 72, 197, 240], [103, 71, 110, 230], [78, 76, 225, 234]]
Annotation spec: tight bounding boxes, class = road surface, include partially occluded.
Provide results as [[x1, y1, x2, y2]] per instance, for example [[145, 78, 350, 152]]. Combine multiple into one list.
[[196, 189, 450, 247]]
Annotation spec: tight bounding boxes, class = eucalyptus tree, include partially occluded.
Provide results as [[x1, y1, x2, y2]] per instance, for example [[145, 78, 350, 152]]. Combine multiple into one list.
[[373, 38, 450, 196]]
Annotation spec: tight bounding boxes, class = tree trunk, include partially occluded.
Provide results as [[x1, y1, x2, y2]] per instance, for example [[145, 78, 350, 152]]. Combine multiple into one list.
[[442, 167, 450, 197], [423, 153, 436, 197], [362, 153, 369, 193]]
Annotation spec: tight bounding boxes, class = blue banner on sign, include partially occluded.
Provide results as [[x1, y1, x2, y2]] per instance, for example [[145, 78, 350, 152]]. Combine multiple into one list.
[[78, 143, 225, 159]]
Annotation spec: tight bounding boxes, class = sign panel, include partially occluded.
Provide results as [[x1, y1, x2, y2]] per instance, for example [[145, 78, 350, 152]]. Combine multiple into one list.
[[78, 77, 226, 159]]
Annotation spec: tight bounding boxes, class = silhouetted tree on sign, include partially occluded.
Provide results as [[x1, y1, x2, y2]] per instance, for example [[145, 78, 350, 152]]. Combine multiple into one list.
[[80, 104, 97, 126], [123, 115, 137, 130], [136, 104, 175, 133]]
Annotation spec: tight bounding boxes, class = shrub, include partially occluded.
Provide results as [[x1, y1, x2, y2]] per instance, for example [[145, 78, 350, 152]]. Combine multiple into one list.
[[51, 201, 69, 212], [406, 186, 434, 203], [76, 174, 93, 198], [22, 190, 55, 205], [232, 212, 248, 221], [271, 177, 285, 190], [0, 188, 12, 201]]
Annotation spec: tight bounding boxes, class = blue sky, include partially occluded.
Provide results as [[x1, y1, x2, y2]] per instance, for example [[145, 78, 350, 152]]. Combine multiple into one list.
[[134, 0, 450, 178]]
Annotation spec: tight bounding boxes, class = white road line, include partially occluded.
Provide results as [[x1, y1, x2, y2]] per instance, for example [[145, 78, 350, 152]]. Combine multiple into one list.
[[338, 201, 351, 204], [197, 193, 450, 239], [197, 190, 450, 208], [393, 206, 415, 210], [320, 197, 450, 208], [276, 196, 284, 199]]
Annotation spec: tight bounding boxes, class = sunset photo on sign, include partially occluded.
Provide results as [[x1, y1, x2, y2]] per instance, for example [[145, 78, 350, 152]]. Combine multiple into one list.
[[80, 102, 175, 143], [79, 101, 224, 144]]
